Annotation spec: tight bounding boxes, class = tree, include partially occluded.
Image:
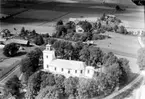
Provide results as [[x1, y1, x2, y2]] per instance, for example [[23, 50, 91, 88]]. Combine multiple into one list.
[[117, 26, 127, 34], [57, 20, 63, 26], [54, 74, 65, 95], [3, 43, 19, 57], [64, 77, 79, 97], [77, 21, 92, 32], [137, 48, 145, 70], [63, 42, 74, 59], [113, 25, 118, 32], [118, 58, 131, 85], [19, 27, 26, 37], [102, 63, 122, 88], [40, 73, 56, 89], [100, 13, 106, 21], [21, 48, 42, 82], [72, 33, 81, 41], [34, 35, 44, 45], [77, 78, 99, 99], [20, 56, 32, 73], [48, 38, 57, 45], [25, 71, 43, 99], [27, 48, 42, 69], [65, 21, 75, 30], [55, 25, 67, 38], [36, 86, 63, 99], [79, 45, 90, 65], [89, 47, 104, 68], [72, 41, 84, 60], [5, 75, 21, 96], [85, 32, 92, 40], [103, 52, 118, 66]]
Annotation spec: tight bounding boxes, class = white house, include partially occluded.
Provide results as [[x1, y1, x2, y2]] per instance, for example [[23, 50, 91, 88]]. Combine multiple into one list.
[[43, 44, 95, 78], [75, 25, 84, 34]]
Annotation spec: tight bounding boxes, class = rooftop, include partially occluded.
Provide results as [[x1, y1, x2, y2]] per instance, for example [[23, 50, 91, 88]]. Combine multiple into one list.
[[5, 39, 29, 45], [49, 59, 85, 70]]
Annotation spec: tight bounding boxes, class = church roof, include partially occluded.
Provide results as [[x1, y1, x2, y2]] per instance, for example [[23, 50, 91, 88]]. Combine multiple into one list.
[[49, 59, 85, 70]]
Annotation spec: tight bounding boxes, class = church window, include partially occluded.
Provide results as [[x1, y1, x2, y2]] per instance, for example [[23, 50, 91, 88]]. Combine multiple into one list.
[[88, 70, 90, 74], [62, 68, 64, 71], [47, 65, 49, 68], [55, 67, 57, 71], [75, 70, 77, 73], [80, 70, 83, 74], [46, 56, 48, 58], [68, 70, 70, 74]]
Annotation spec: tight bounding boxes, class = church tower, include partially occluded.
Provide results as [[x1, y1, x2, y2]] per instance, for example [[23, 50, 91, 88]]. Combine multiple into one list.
[[43, 44, 55, 70]]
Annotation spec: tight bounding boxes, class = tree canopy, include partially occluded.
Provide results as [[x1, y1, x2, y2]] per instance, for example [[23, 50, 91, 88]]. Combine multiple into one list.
[[5, 75, 21, 96], [3, 43, 19, 57]]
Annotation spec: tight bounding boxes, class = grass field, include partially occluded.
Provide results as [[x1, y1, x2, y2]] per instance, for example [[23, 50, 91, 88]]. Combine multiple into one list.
[[95, 32, 140, 73]]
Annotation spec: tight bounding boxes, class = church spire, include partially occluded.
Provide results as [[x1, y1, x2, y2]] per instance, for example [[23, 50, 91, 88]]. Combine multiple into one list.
[[46, 44, 52, 51]]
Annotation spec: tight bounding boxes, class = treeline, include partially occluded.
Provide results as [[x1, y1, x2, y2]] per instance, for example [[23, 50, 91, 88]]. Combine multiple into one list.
[[52, 20, 111, 42], [19, 27, 49, 45]]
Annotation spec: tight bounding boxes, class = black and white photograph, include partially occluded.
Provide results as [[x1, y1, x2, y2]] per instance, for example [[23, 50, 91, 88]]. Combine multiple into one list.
[[0, 0, 145, 99]]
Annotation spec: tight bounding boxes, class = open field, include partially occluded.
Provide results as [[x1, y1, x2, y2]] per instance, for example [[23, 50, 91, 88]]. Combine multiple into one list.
[[95, 32, 140, 73], [0, 1, 144, 27], [15, 10, 67, 20], [0, 8, 25, 15], [95, 32, 140, 57]]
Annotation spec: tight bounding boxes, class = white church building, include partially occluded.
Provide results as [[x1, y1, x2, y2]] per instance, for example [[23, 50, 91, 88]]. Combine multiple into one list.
[[43, 44, 95, 78]]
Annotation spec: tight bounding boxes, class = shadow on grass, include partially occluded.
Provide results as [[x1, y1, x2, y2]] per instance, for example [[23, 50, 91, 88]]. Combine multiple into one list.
[[15, 51, 27, 57]]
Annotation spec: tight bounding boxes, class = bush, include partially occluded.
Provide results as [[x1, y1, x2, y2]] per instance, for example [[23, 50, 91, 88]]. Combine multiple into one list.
[[3, 43, 19, 57]]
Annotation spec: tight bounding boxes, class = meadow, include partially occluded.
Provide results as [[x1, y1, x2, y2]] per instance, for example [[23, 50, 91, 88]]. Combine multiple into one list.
[[95, 32, 140, 73]]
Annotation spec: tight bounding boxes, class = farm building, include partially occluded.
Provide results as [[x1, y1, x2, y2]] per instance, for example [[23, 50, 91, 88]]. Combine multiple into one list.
[[5, 39, 30, 46], [126, 28, 144, 35], [43, 44, 96, 78]]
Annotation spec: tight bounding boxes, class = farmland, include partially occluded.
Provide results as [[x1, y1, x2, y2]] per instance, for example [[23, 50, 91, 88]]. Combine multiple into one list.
[[0, 1, 144, 74]]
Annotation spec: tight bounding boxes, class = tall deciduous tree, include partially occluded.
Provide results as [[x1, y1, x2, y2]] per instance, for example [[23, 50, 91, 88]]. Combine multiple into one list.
[[5, 75, 21, 96], [79, 45, 90, 65], [36, 86, 63, 99], [89, 46, 104, 68], [3, 43, 19, 57], [20, 48, 42, 82], [64, 77, 79, 97], [77, 21, 92, 32], [77, 78, 99, 99], [34, 35, 44, 45], [40, 73, 56, 89], [25, 71, 43, 99]]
